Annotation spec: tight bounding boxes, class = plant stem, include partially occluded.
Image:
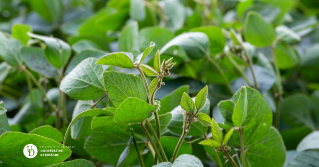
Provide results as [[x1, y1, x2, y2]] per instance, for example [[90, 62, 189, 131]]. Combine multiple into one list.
[[136, 65, 150, 101], [238, 128, 245, 167], [239, 43, 258, 90], [25, 74, 34, 102], [145, 120, 168, 162], [131, 133, 145, 167], [224, 52, 252, 86], [187, 137, 205, 144], [141, 122, 164, 162], [206, 55, 233, 94], [59, 89, 67, 128], [204, 134, 223, 167], [90, 93, 108, 109], [225, 150, 238, 167]]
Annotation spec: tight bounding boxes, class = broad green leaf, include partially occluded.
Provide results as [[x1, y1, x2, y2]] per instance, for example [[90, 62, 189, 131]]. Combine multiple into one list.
[[141, 64, 158, 76], [0, 103, 9, 135], [190, 26, 225, 55], [96, 52, 134, 68], [0, 62, 10, 84], [64, 129, 91, 159], [153, 162, 172, 167], [84, 123, 144, 165], [66, 49, 107, 74], [60, 58, 105, 100], [0, 132, 71, 166], [154, 50, 160, 73], [180, 92, 195, 113], [47, 159, 95, 167], [11, 102, 42, 125], [91, 116, 115, 129], [71, 100, 94, 140], [296, 131, 319, 152], [285, 151, 319, 167], [103, 71, 147, 107], [119, 22, 140, 56], [0, 38, 23, 66], [275, 43, 300, 69], [244, 12, 275, 47], [197, 113, 211, 127], [160, 32, 209, 60], [28, 33, 71, 69], [195, 86, 208, 111], [172, 154, 204, 167], [300, 43, 319, 67], [246, 127, 286, 167], [211, 118, 223, 142], [276, 25, 301, 43], [198, 139, 221, 147], [169, 98, 210, 135], [232, 86, 248, 127], [237, 0, 253, 19], [163, 0, 186, 32], [12, 24, 32, 45], [280, 126, 312, 150], [158, 86, 189, 115], [21, 47, 59, 78], [149, 77, 159, 98], [130, 0, 145, 21], [29, 125, 63, 142], [134, 42, 155, 64], [116, 136, 133, 167], [218, 100, 234, 122], [230, 86, 272, 146], [263, 0, 292, 26], [30, 0, 62, 23], [186, 13, 202, 29], [280, 94, 315, 130], [95, 10, 129, 34], [243, 4, 280, 23], [223, 128, 234, 145], [126, 113, 172, 136], [114, 97, 157, 123], [72, 40, 101, 53], [161, 137, 192, 159]]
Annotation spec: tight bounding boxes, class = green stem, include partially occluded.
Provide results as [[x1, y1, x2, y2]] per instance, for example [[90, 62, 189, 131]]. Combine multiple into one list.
[[136, 65, 150, 101], [224, 52, 252, 86], [90, 93, 108, 109], [274, 95, 280, 129], [206, 56, 233, 94], [131, 133, 145, 167], [187, 137, 205, 144], [25, 74, 34, 102], [59, 90, 67, 128], [145, 120, 168, 162], [204, 134, 223, 167], [224, 149, 238, 167], [239, 41, 258, 90], [141, 122, 164, 162], [238, 128, 245, 167]]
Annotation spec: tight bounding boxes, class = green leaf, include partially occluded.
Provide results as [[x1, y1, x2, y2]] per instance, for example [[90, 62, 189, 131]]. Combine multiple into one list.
[[12, 24, 32, 45], [103, 71, 147, 107], [244, 12, 276, 47], [198, 139, 221, 147], [195, 86, 208, 111], [197, 113, 211, 127], [96, 52, 134, 68], [0, 38, 23, 66], [154, 50, 161, 73], [172, 154, 203, 167], [158, 86, 189, 115], [180, 92, 195, 113], [91, 116, 115, 129], [237, 0, 253, 19], [0, 132, 71, 166], [30, 0, 62, 22], [29, 125, 63, 142], [71, 101, 94, 139], [160, 32, 209, 60], [11, 102, 42, 125], [0, 62, 10, 84], [161, 137, 192, 159], [95, 10, 129, 34], [296, 131, 319, 152], [47, 159, 95, 167], [114, 97, 157, 123], [21, 47, 59, 78], [246, 127, 286, 167], [280, 94, 315, 130], [28, 33, 71, 69], [163, 0, 186, 32], [232, 86, 248, 127], [211, 118, 223, 142], [135, 42, 155, 64], [116, 136, 133, 167], [218, 100, 235, 123], [276, 25, 301, 43], [149, 77, 159, 98], [130, 0, 145, 21], [274, 43, 300, 69], [285, 151, 319, 167], [190, 26, 225, 55], [280, 126, 312, 150], [141, 64, 158, 76], [72, 40, 101, 53], [153, 162, 172, 167], [119, 22, 140, 56], [126, 113, 172, 136], [60, 58, 105, 100], [0, 103, 9, 136], [223, 128, 234, 145]]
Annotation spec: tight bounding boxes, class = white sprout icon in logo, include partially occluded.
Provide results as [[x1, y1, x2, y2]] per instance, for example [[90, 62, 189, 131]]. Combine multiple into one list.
[[23, 144, 38, 158]]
